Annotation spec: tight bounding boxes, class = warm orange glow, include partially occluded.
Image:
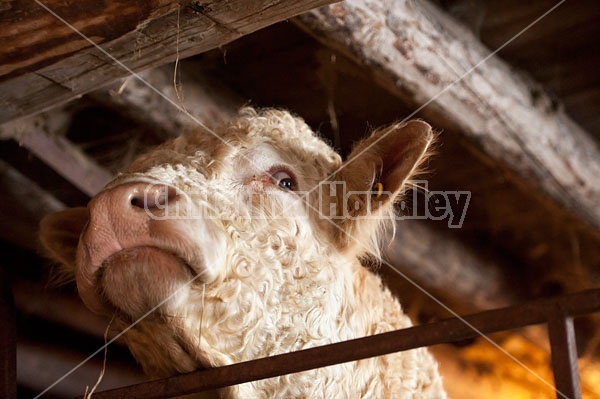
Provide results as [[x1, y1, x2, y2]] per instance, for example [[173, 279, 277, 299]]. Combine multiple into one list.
[[580, 360, 600, 398], [431, 331, 600, 399]]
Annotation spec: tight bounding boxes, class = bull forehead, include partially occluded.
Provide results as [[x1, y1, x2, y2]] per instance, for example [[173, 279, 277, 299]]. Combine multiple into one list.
[[119, 109, 343, 194], [235, 143, 289, 174]]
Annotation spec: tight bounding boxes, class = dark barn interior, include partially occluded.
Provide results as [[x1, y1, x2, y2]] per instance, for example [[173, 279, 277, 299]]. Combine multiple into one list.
[[1, 0, 600, 397]]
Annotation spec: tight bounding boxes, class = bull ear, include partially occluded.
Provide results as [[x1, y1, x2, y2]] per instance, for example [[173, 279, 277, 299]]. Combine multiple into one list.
[[326, 120, 434, 250], [338, 120, 433, 210], [39, 207, 89, 271]]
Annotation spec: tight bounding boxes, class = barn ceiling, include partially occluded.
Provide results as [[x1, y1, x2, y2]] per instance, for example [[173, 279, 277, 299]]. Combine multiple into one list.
[[1, 0, 599, 397]]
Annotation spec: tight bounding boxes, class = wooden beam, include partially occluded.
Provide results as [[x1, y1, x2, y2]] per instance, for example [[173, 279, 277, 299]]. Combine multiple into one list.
[[383, 219, 517, 315], [1, 62, 242, 201], [0, 158, 65, 251], [294, 0, 600, 231], [0, 0, 336, 124], [88, 63, 243, 136], [0, 109, 114, 196]]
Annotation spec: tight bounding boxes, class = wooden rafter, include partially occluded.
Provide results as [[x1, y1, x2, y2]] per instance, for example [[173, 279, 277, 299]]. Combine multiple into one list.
[[0, 0, 336, 124], [384, 219, 516, 314], [0, 110, 114, 197], [294, 0, 600, 231], [0, 158, 65, 250], [89, 63, 242, 136]]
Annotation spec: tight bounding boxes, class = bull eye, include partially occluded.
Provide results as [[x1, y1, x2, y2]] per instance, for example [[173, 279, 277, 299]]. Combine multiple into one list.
[[271, 170, 296, 191]]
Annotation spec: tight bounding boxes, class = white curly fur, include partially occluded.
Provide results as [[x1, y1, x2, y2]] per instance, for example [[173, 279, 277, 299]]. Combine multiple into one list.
[[43, 108, 446, 398]]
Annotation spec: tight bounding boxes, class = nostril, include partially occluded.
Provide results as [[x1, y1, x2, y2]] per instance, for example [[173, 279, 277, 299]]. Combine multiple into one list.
[[130, 195, 145, 208], [129, 185, 178, 210]]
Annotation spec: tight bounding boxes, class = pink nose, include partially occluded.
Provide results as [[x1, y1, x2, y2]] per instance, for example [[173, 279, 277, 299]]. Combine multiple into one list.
[[83, 182, 179, 267], [77, 182, 185, 314]]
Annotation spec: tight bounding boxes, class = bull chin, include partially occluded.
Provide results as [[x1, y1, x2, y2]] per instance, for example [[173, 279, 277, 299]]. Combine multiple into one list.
[[99, 246, 197, 320]]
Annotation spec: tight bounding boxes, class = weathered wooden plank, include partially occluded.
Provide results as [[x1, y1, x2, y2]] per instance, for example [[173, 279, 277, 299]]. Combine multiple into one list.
[[0, 0, 175, 79], [89, 63, 242, 136], [384, 219, 516, 314], [0, 109, 114, 196], [294, 0, 600, 231], [0, 158, 65, 251], [0, 0, 336, 124]]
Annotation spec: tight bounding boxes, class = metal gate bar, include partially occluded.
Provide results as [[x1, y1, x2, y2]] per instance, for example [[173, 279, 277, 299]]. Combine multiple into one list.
[[79, 288, 600, 399], [548, 314, 581, 399]]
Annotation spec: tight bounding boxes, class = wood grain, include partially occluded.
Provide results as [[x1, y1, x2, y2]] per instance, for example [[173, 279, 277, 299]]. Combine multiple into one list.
[[0, 0, 336, 123], [295, 0, 600, 231]]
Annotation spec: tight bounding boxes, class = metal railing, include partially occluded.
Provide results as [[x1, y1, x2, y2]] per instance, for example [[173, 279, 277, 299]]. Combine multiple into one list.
[[76, 289, 600, 399]]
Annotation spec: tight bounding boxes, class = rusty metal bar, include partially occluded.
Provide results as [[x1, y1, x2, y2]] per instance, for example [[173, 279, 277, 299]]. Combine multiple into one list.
[[1, 266, 16, 399], [83, 289, 600, 399], [548, 314, 582, 399]]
